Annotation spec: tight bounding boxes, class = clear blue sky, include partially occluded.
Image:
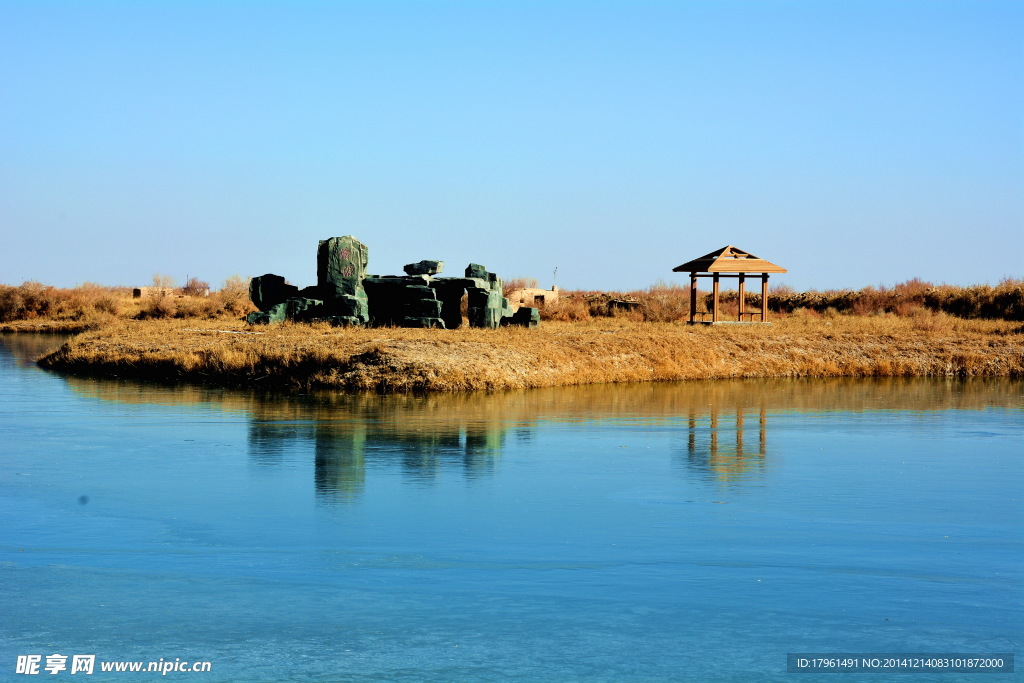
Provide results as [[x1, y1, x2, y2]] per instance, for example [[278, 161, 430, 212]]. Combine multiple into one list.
[[2, 0, 1020, 292]]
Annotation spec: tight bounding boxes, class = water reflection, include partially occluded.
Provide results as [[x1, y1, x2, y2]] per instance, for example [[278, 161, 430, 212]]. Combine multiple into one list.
[[28, 339, 1022, 504], [247, 409, 508, 504], [685, 406, 768, 483], [235, 388, 526, 504], [0, 332, 69, 369]]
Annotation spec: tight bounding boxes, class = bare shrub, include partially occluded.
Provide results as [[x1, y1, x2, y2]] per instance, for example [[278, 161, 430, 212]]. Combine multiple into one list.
[[910, 309, 955, 333], [182, 277, 210, 297], [173, 296, 220, 319], [631, 281, 691, 322], [215, 274, 255, 316], [0, 281, 56, 321], [93, 295, 122, 316], [540, 294, 592, 321], [924, 279, 1024, 321], [152, 273, 175, 289], [137, 293, 177, 319]]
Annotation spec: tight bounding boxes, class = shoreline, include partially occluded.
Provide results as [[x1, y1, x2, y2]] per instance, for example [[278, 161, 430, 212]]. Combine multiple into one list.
[[0, 320, 102, 334], [33, 317, 1024, 393]]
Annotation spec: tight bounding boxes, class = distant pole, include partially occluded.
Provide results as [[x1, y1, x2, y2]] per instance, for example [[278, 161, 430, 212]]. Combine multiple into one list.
[[553, 267, 558, 289]]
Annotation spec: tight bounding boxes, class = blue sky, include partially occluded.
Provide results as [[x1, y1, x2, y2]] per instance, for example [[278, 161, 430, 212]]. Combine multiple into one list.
[[1, 0, 1020, 292]]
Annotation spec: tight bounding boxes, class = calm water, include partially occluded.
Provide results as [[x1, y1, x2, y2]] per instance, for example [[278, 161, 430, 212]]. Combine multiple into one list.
[[1, 334, 1021, 682]]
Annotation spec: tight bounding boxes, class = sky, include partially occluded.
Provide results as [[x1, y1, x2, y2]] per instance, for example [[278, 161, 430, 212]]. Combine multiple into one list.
[[1, 0, 1021, 293]]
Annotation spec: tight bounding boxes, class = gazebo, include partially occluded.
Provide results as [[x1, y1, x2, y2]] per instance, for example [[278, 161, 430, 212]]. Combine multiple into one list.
[[672, 246, 787, 324]]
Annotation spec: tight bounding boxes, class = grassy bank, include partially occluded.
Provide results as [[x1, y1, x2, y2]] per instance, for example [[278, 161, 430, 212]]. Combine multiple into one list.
[[37, 316, 1024, 393]]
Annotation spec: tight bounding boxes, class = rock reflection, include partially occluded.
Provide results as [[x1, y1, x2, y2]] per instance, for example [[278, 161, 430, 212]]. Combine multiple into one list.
[[243, 394, 514, 504], [313, 426, 365, 504], [307, 419, 506, 504]]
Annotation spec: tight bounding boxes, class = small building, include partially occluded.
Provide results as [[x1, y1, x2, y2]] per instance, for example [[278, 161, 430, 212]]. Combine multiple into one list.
[[132, 287, 177, 299], [507, 286, 559, 308], [672, 245, 787, 324]]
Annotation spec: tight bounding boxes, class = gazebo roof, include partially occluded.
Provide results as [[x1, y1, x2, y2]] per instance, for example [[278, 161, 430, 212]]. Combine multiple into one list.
[[672, 245, 787, 274]]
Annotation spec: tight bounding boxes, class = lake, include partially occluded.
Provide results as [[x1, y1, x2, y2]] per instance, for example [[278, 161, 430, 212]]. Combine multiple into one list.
[[1, 333, 1020, 681]]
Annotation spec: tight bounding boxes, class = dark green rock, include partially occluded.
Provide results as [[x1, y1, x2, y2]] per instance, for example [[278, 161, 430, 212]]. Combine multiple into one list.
[[465, 263, 489, 279], [467, 287, 507, 329], [444, 277, 488, 290], [317, 236, 369, 301], [502, 306, 540, 328], [326, 316, 363, 327], [405, 285, 435, 297], [403, 260, 444, 276], [326, 292, 368, 320], [364, 279, 439, 327], [403, 298, 442, 318], [297, 285, 325, 299], [286, 297, 324, 321], [246, 301, 288, 325], [250, 274, 299, 311]]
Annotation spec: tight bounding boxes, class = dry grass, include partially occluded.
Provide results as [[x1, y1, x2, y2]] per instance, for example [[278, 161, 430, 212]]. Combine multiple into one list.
[[0, 278, 255, 332], [38, 315, 1024, 393], [542, 278, 1024, 323], [768, 278, 1024, 320]]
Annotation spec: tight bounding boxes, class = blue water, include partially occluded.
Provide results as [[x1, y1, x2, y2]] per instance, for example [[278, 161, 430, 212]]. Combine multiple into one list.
[[1, 334, 1021, 681]]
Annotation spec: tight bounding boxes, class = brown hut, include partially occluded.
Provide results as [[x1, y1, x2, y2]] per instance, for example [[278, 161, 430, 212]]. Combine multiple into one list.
[[672, 245, 786, 324]]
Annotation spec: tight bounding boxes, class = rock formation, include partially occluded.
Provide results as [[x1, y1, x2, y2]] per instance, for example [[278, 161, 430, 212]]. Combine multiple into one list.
[[246, 237, 538, 329]]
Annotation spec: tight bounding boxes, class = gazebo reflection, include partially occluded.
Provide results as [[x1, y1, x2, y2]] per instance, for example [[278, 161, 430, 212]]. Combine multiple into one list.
[[683, 403, 768, 483]]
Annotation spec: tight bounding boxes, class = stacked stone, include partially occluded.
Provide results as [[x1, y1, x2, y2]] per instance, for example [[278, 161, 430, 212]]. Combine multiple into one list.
[[404, 260, 443, 276], [463, 264, 512, 330], [429, 279, 469, 329], [364, 267, 446, 329], [502, 306, 541, 328]]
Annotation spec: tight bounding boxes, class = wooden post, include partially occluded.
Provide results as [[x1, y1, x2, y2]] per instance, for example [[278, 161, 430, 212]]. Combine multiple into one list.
[[712, 274, 720, 323], [760, 274, 769, 322], [689, 273, 697, 323], [737, 274, 746, 322]]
